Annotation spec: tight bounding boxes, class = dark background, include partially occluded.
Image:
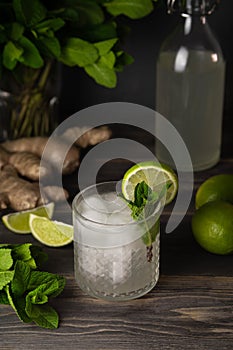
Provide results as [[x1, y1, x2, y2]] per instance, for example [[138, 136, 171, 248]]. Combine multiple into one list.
[[60, 0, 233, 157]]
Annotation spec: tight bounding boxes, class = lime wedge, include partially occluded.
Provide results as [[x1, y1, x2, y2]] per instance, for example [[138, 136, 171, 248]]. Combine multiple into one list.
[[2, 202, 55, 234], [29, 214, 73, 247], [122, 161, 178, 205]]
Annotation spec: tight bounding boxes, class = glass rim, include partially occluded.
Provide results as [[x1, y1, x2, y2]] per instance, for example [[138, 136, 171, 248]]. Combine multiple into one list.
[[72, 181, 162, 227]]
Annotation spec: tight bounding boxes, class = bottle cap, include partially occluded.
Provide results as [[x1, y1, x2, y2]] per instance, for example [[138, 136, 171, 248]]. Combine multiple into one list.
[[167, 0, 220, 15]]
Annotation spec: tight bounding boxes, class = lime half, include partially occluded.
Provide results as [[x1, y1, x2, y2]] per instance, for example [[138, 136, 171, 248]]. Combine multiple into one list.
[[29, 214, 73, 247], [2, 202, 55, 234], [122, 161, 178, 205]]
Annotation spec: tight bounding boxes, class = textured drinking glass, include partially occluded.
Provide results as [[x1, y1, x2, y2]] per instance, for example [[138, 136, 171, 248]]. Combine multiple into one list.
[[72, 181, 161, 301]]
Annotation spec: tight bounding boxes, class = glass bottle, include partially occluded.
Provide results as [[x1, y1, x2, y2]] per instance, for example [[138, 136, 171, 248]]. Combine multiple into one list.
[[156, 0, 225, 171]]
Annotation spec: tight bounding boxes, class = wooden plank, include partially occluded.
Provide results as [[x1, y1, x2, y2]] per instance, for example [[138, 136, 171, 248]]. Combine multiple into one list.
[[1, 275, 233, 349]]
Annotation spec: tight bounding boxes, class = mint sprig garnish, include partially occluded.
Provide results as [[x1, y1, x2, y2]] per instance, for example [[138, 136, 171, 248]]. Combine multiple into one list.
[[0, 243, 65, 329], [121, 181, 168, 262]]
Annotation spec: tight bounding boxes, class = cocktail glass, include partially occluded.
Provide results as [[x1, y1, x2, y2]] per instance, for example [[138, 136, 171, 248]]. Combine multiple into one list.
[[72, 181, 162, 301]]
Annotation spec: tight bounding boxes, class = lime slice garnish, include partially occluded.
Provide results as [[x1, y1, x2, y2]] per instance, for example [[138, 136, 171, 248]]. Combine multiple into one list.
[[29, 214, 73, 247], [122, 161, 178, 205], [2, 202, 55, 234]]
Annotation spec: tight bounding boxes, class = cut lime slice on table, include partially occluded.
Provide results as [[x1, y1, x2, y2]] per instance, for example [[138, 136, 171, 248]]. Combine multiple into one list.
[[2, 202, 55, 234], [29, 214, 73, 247], [122, 161, 178, 205]]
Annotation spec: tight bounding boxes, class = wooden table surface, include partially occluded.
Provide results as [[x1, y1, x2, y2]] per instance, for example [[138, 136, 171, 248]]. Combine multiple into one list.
[[0, 126, 232, 350]]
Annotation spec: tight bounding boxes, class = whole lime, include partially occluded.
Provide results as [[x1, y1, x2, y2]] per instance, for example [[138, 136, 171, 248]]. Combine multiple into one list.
[[195, 174, 233, 209], [192, 200, 233, 255]]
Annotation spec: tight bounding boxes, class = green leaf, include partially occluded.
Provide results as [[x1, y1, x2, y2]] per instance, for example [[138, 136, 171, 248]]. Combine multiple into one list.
[[0, 290, 9, 304], [0, 271, 14, 290], [115, 51, 134, 72], [85, 61, 117, 88], [13, 0, 47, 27], [9, 22, 24, 41], [99, 51, 116, 69], [29, 245, 48, 269], [0, 249, 13, 271], [33, 18, 65, 33], [83, 22, 117, 42], [12, 244, 32, 263], [11, 261, 31, 297], [17, 36, 44, 68], [26, 303, 59, 329], [28, 271, 66, 297], [57, 8, 79, 22], [36, 36, 61, 58], [5, 285, 31, 323], [104, 0, 154, 19], [3, 41, 23, 70], [142, 219, 160, 246], [75, 0, 104, 26], [94, 38, 118, 56], [60, 38, 99, 67], [28, 289, 48, 305]]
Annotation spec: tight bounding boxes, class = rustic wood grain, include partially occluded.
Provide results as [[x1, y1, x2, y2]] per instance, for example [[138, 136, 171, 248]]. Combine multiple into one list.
[[1, 275, 233, 349]]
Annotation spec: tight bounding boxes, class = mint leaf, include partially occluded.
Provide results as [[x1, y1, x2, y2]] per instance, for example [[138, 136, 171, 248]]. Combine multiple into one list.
[[104, 0, 154, 19], [0, 271, 14, 290], [142, 219, 160, 246], [29, 245, 48, 269], [60, 38, 99, 67], [0, 244, 64, 329], [0, 249, 13, 271], [11, 260, 31, 296], [27, 289, 48, 305], [3, 41, 23, 70], [9, 22, 25, 41], [120, 181, 161, 262], [13, 0, 47, 27], [17, 36, 44, 68], [33, 18, 65, 34], [0, 290, 9, 304], [85, 61, 117, 88], [5, 285, 31, 323], [99, 51, 116, 69], [26, 303, 59, 329], [36, 36, 61, 58], [75, 0, 104, 26], [94, 38, 118, 56], [115, 51, 134, 71], [12, 244, 32, 262], [12, 244, 48, 269], [28, 271, 65, 297]]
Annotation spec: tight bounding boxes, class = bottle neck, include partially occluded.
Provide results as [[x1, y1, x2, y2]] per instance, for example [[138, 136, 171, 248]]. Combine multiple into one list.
[[168, 0, 219, 16]]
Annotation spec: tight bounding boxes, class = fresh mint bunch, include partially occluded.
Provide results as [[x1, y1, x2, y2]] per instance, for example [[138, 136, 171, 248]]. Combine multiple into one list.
[[0, 243, 65, 329], [0, 0, 158, 88], [120, 181, 163, 262]]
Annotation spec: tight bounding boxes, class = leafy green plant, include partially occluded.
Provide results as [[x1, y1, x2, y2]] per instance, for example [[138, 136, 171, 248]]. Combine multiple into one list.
[[0, 0, 158, 138], [0, 0, 158, 88], [0, 243, 65, 329]]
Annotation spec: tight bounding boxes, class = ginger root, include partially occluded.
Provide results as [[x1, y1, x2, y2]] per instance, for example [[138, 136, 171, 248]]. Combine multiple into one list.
[[0, 126, 112, 211], [0, 166, 70, 211], [61, 126, 112, 148], [2, 137, 80, 175], [0, 145, 10, 169], [0, 165, 42, 211], [8, 152, 52, 181]]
